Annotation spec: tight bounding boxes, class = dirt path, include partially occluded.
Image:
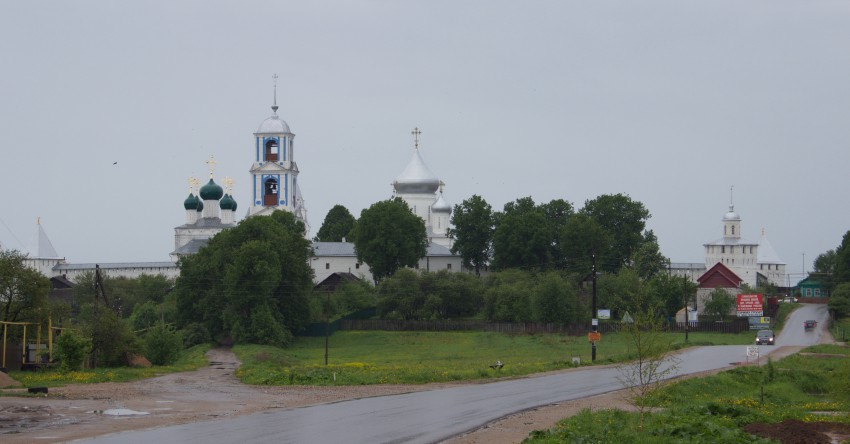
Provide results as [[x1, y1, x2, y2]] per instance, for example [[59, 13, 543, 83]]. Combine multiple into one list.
[[0, 349, 436, 443]]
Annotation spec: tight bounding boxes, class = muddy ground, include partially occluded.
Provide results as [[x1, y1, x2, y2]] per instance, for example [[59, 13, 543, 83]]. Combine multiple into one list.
[[0, 331, 840, 444]]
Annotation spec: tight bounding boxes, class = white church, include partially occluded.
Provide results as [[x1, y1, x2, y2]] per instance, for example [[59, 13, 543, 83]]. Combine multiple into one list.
[[669, 199, 787, 289], [20, 94, 461, 284]]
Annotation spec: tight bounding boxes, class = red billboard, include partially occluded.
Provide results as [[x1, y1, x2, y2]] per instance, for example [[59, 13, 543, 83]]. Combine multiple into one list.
[[737, 293, 764, 317]]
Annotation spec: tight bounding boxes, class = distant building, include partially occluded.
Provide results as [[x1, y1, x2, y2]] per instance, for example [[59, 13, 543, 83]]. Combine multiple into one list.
[[795, 273, 830, 299], [703, 200, 786, 288], [17, 97, 460, 284]]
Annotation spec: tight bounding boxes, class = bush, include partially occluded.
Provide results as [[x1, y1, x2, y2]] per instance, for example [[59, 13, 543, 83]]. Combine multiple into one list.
[[144, 322, 183, 365], [55, 330, 91, 372], [182, 322, 211, 347]]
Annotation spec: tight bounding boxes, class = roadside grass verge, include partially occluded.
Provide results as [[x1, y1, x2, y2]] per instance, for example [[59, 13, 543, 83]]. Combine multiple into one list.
[[524, 343, 850, 443], [5, 343, 212, 388], [233, 330, 754, 386]]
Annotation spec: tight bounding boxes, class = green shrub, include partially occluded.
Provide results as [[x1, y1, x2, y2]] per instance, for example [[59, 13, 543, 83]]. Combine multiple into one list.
[[144, 322, 183, 365], [55, 330, 91, 372], [181, 322, 211, 347]]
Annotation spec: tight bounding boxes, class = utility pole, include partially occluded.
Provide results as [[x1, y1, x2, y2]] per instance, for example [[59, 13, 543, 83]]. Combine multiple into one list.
[[591, 254, 597, 362]]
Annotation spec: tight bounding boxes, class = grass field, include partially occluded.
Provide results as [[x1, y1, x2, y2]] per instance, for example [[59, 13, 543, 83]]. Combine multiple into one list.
[[232, 330, 755, 386], [524, 343, 850, 443]]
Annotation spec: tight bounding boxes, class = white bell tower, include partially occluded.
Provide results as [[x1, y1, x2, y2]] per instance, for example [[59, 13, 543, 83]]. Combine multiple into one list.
[[248, 75, 303, 222]]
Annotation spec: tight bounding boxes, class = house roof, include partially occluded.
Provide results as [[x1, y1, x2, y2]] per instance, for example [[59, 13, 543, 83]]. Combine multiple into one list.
[[697, 262, 743, 288]]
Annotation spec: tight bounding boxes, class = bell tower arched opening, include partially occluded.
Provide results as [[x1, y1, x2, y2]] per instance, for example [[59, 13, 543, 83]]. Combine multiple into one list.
[[263, 177, 279, 206]]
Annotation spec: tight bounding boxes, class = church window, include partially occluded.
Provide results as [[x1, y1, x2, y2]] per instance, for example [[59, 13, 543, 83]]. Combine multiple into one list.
[[731, 226, 735, 235], [721, 246, 725, 254], [355, 263, 360, 269], [325, 263, 330, 270], [447, 264, 452, 270]]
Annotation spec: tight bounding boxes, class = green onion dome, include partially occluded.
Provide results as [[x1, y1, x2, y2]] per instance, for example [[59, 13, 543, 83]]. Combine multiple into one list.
[[183, 193, 199, 210], [220, 194, 235, 211], [199, 178, 224, 201]]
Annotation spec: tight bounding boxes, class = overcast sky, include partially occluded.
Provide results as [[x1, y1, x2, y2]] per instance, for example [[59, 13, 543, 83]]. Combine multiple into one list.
[[1, 1, 848, 284]]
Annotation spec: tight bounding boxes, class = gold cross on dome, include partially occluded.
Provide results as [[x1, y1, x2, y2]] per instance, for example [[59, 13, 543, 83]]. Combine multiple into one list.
[[189, 176, 200, 193], [205, 155, 218, 178], [411, 127, 421, 150], [225, 176, 235, 193]]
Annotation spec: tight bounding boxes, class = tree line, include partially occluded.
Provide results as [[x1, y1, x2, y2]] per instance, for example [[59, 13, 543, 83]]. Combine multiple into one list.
[[812, 231, 850, 318]]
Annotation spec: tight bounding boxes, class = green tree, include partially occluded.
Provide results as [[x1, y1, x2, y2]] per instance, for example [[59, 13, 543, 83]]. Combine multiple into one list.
[[82, 305, 138, 367], [828, 282, 850, 318], [532, 272, 582, 323], [55, 330, 91, 372], [350, 198, 428, 283], [377, 268, 424, 320], [482, 269, 535, 322], [597, 268, 646, 319], [174, 211, 314, 345], [492, 198, 552, 270], [581, 194, 651, 272], [616, 306, 679, 431], [314, 204, 357, 242], [558, 213, 612, 277], [630, 231, 669, 280], [0, 250, 51, 322], [833, 231, 850, 285], [540, 199, 575, 268], [448, 195, 494, 275], [813, 249, 836, 275], [704, 288, 735, 320], [645, 273, 697, 319]]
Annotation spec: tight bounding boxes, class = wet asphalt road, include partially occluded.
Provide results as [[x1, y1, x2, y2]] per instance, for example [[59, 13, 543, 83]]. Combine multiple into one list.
[[81, 304, 829, 444]]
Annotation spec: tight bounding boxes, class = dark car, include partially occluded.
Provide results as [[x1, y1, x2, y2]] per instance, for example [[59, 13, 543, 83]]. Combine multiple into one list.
[[755, 329, 775, 345], [804, 320, 817, 331]]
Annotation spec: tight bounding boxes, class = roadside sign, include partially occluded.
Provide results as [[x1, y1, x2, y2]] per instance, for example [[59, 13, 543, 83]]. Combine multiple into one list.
[[747, 346, 760, 357], [737, 293, 764, 317], [597, 309, 611, 320], [587, 332, 601, 342]]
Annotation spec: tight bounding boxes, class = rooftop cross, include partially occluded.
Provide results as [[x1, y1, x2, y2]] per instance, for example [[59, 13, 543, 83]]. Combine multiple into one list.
[[205, 155, 218, 178], [411, 127, 421, 150], [225, 176, 235, 194]]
